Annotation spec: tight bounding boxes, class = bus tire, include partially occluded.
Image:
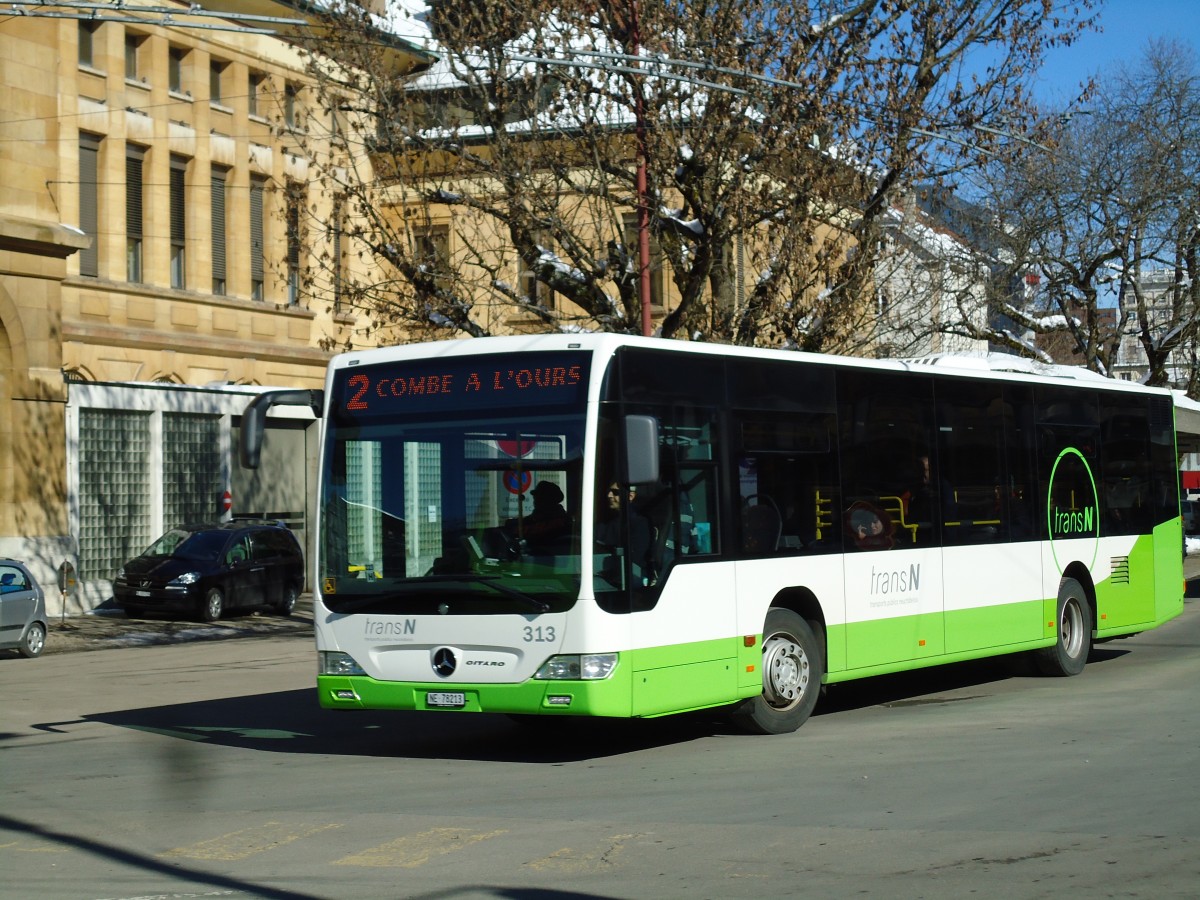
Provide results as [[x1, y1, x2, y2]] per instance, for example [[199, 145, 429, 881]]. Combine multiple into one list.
[[1036, 577, 1092, 677], [731, 607, 823, 735]]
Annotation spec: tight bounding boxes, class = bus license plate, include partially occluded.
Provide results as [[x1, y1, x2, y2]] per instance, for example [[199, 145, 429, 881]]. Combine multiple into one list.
[[427, 691, 466, 708]]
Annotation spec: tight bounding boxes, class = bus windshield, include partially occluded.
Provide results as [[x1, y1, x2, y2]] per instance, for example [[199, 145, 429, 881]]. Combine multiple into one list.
[[318, 352, 589, 616]]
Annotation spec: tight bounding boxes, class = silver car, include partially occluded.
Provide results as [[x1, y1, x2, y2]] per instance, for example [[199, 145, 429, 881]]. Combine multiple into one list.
[[0, 559, 47, 658]]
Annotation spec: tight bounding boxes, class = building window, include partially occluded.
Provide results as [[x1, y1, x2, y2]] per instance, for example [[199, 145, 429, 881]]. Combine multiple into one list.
[[284, 83, 298, 129], [169, 155, 188, 289], [520, 232, 557, 309], [286, 182, 303, 306], [248, 72, 263, 117], [79, 133, 100, 277], [250, 175, 266, 300], [332, 194, 345, 311], [124, 33, 145, 82], [79, 22, 100, 68], [211, 166, 228, 295], [168, 47, 187, 94], [414, 225, 450, 289], [210, 60, 226, 105], [125, 145, 145, 283], [624, 214, 663, 308]]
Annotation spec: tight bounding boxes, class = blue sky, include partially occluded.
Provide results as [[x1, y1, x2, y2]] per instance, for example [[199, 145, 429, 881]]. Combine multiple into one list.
[[1034, 0, 1200, 103]]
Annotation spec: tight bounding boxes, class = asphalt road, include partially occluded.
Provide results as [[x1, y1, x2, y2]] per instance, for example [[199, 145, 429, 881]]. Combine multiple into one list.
[[2, 583, 1199, 898]]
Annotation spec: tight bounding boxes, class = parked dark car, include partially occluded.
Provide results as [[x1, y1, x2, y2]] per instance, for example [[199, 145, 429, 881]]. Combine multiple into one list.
[[113, 521, 304, 622], [0, 558, 48, 658]]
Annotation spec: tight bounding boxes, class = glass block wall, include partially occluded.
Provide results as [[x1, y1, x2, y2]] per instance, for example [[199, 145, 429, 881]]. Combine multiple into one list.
[[79, 409, 152, 580], [163, 413, 223, 527]]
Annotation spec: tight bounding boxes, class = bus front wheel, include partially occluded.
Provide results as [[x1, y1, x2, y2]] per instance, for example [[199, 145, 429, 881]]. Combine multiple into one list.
[[731, 608, 823, 735], [1036, 577, 1092, 677]]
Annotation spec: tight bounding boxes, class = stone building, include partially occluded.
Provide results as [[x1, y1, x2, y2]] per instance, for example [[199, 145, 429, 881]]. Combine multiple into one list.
[[0, 1, 431, 612]]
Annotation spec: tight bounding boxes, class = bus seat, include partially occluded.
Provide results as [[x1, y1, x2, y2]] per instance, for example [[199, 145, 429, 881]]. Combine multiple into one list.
[[742, 498, 782, 553], [878, 495, 919, 543]]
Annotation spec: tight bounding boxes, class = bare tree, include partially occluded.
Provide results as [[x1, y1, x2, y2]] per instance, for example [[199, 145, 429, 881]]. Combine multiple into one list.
[[285, 0, 1096, 351], [980, 39, 1200, 388]]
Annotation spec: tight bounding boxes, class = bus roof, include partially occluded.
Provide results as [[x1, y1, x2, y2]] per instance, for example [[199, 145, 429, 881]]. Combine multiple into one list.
[[329, 334, 1172, 397]]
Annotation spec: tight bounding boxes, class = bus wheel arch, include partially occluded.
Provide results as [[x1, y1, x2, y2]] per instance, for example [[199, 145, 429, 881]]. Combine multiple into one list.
[[731, 599, 825, 735]]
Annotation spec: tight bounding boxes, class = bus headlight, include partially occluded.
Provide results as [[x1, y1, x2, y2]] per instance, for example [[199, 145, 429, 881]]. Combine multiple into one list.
[[534, 653, 618, 680], [319, 651, 366, 676]]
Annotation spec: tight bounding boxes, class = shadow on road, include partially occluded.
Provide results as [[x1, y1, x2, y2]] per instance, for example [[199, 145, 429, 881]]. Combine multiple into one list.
[[31, 641, 1133, 763], [52, 690, 727, 762]]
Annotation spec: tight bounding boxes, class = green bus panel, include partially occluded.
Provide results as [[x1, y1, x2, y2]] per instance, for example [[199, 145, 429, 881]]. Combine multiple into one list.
[[1096, 532, 1158, 631], [944, 598, 1044, 653], [1153, 519, 1186, 626], [627, 637, 741, 717], [843, 611, 946, 670]]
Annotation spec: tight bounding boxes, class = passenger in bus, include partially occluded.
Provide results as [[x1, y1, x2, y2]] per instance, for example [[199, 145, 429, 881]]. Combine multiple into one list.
[[902, 454, 956, 534], [509, 480, 572, 553], [597, 482, 655, 586], [845, 501, 894, 550]]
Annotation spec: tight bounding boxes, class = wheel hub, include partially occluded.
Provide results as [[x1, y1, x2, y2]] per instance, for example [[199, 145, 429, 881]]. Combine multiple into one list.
[[762, 634, 809, 709]]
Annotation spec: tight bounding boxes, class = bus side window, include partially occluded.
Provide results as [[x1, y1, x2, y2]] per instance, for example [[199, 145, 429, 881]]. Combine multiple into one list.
[[936, 380, 1009, 545], [838, 369, 935, 550]]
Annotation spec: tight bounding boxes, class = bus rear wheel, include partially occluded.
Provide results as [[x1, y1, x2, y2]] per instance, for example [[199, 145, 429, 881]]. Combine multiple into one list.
[[1036, 577, 1092, 676], [731, 608, 823, 735]]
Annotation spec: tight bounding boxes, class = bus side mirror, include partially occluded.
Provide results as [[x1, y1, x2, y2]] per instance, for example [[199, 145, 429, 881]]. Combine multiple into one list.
[[239, 389, 324, 469], [624, 414, 660, 485]]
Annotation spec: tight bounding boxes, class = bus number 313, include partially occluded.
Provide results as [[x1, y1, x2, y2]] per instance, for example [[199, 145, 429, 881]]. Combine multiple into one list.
[[524, 625, 556, 642]]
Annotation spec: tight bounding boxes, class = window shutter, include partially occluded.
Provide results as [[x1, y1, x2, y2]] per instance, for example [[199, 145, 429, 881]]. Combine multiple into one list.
[[79, 134, 100, 276], [125, 146, 144, 240], [170, 156, 186, 243], [211, 167, 227, 286], [249, 177, 264, 283]]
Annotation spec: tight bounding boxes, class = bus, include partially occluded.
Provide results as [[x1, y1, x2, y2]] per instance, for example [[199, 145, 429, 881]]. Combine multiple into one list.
[[240, 335, 1184, 734]]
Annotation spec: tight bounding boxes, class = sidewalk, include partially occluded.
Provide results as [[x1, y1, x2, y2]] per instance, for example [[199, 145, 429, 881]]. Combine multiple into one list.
[[39, 594, 314, 655]]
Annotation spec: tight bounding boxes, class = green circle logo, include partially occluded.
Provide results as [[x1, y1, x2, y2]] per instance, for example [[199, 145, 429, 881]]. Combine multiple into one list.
[[1046, 447, 1099, 574]]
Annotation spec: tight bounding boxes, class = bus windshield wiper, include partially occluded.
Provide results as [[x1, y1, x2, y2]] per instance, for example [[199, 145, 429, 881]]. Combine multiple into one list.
[[420, 574, 551, 612], [331, 591, 415, 615]]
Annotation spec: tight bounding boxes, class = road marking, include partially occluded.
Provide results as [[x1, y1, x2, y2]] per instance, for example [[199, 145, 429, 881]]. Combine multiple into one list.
[[526, 833, 639, 873], [162, 822, 342, 861], [334, 827, 507, 868]]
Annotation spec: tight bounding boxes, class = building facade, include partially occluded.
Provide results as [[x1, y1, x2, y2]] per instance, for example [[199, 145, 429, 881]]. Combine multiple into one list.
[[0, 2, 429, 612]]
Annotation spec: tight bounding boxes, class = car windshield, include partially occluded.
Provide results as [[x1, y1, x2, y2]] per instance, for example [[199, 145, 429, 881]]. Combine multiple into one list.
[[146, 529, 229, 562]]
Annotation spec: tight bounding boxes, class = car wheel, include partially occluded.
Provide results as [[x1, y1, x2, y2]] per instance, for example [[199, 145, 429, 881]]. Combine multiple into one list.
[[19, 622, 46, 658], [275, 584, 299, 617], [199, 587, 224, 622]]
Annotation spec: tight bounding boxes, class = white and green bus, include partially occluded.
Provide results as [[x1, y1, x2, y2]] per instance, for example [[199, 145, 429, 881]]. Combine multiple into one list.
[[241, 334, 1184, 734]]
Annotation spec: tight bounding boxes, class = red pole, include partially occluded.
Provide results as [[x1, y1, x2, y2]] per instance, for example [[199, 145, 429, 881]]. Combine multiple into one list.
[[631, 1, 652, 337]]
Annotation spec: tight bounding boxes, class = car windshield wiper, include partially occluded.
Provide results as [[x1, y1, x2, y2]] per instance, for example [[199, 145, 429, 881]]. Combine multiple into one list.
[[419, 574, 551, 612]]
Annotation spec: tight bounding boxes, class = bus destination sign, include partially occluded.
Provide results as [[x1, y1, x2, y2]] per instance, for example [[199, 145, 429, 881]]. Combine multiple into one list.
[[334, 352, 590, 419]]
